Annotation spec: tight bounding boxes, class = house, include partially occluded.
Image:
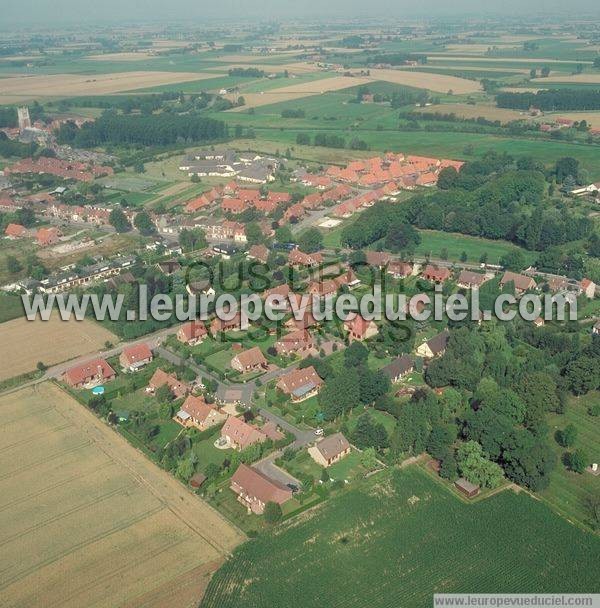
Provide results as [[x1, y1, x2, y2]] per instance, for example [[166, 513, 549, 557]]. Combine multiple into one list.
[[308, 433, 351, 467], [580, 278, 596, 299], [247, 244, 269, 264], [231, 346, 268, 373], [222, 198, 246, 214], [210, 313, 242, 336], [119, 343, 153, 371], [422, 265, 451, 284], [457, 270, 488, 290], [174, 395, 227, 431], [156, 260, 181, 275], [382, 355, 414, 383], [276, 365, 323, 402], [387, 261, 413, 279], [344, 315, 378, 342], [416, 330, 450, 359], [454, 477, 480, 498], [177, 321, 208, 345], [230, 463, 292, 514], [147, 368, 189, 399], [593, 321, 600, 335], [221, 416, 267, 451], [499, 271, 536, 295], [275, 329, 314, 356], [4, 223, 27, 238], [36, 226, 61, 246], [64, 358, 116, 388], [288, 249, 323, 268]]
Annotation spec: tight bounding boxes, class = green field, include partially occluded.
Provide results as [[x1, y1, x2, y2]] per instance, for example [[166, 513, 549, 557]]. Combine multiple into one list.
[[541, 392, 600, 529], [202, 466, 600, 608], [415, 229, 537, 265]]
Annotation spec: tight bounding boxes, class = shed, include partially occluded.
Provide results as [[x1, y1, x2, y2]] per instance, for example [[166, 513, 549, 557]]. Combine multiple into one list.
[[190, 473, 207, 489], [454, 477, 480, 498]]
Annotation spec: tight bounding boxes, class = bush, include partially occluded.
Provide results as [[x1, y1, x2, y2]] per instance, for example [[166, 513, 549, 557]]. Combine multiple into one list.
[[263, 501, 283, 523]]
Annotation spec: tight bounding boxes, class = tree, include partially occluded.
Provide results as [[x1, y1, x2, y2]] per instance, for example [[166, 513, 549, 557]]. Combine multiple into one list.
[[564, 449, 588, 474], [440, 450, 458, 480], [456, 441, 504, 489], [565, 356, 600, 395], [437, 166, 458, 190], [179, 228, 207, 252], [296, 133, 311, 145], [204, 462, 221, 480], [344, 341, 369, 367], [555, 157, 579, 182], [556, 424, 577, 448], [384, 223, 420, 253], [245, 222, 263, 246], [109, 208, 131, 233], [361, 447, 379, 471], [297, 228, 323, 253], [275, 225, 293, 243], [155, 384, 173, 404], [134, 211, 156, 236], [36, 361, 47, 372], [6, 255, 22, 274]]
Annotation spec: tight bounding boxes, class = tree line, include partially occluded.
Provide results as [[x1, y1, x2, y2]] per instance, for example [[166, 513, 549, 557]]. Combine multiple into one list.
[[496, 88, 600, 111], [56, 111, 228, 147]]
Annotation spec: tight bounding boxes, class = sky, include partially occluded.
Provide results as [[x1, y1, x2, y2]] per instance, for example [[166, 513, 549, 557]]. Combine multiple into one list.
[[2, 0, 600, 26]]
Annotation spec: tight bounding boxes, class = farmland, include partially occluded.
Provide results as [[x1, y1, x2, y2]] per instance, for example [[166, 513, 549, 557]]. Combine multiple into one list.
[[202, 466, 600, 608], [541, 392, 600, 530], [0, 313, 116, 382], [0, 71, 221, 103], [0, 383, 244, 608]]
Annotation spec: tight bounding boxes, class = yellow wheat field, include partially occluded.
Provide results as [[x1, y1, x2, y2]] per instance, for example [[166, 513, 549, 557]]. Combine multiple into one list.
[[0, 383, 244, 608], [0, 314, 116, 381]]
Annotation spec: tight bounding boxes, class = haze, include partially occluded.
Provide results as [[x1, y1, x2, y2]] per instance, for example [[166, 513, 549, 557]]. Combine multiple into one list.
[[3, 0, 600, 27]]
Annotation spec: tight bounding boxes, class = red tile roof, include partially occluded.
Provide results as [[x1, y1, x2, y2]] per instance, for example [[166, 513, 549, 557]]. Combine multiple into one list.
[[121, 343, 153, 366], [64, 358, 115, 386], [230, 463, 292, 505]]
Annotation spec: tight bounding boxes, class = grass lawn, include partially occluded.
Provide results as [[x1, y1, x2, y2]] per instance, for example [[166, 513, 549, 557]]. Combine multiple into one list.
[[346, 407, 397, 436], [540, 392, 600, 530], [0, 293, 24, 324], [282, 450, 323, 481], [202, 465, 600, 608], [193, 429, 233, 469], [204, 348, 236, 374], [327, 449, 365, 482], [415, 229, 536, 265]]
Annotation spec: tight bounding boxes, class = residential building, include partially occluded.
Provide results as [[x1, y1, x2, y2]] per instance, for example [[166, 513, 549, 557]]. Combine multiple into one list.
[[382, 356, 414, 383], [247, 244, 269, 264], [231, 347, 268, 373], [580, 278, 596, 299], [288, 249, 323, 268], [177, 321, 208, 345], [308, 433, 351, 467], [64, 358, 116, 388], [422, 265, 451, 284], [147, 368, 189, 399], [36, 226, 61, 247], [4, 223, 27, 238], [221, 416, 267, 451], [275, 329, 314, 356], [230, 463, 292, 514], [499, 271, 536, 295], [344, 315, 378, 342], [174, 395, 227, 431], [276, 366, 323, 402], [457, 270, 489, 290], [119, 343, 153, 371], [416, 330, 450, 359]]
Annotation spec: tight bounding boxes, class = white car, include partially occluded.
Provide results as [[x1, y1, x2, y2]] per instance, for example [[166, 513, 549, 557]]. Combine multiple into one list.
[[314, 428, 324, 436]]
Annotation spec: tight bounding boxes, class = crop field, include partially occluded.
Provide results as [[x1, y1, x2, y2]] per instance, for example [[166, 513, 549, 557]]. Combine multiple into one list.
[[0, 383, 244, 608], [0, 314, 116, 381], [418, 103, 527, 123], [368, 68, 482, 94], [202, 466, 600, 608], [533, 73, 600, 84], [541, 393, 600, 529], [0, 71, 221, 103], [226, 75, 373, 110]]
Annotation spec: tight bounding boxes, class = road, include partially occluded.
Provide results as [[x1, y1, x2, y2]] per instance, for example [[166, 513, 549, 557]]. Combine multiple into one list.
[[259, 408, 315, 448], [254, 455, 302, 489]]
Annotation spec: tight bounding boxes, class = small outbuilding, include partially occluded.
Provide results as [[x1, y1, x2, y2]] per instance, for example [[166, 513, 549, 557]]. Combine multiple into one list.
[[454, 477, 480, 498]]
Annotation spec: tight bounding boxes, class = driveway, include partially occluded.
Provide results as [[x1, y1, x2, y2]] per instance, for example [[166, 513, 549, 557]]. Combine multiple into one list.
[[254, 456, 301, 489], [259, 408, 315, 448]]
